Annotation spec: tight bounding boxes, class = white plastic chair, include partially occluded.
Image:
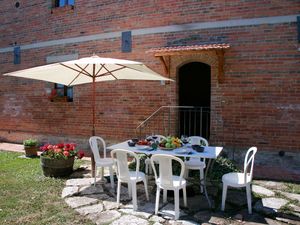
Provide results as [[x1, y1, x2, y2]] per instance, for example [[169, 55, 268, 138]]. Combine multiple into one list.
[[184, 136, 209, 192], [145, 134, 166, 175], [89, 136, 115, 189], [111, 149, 149, 210], [221, 147, 257, 214], [151, 154, 187, 220]]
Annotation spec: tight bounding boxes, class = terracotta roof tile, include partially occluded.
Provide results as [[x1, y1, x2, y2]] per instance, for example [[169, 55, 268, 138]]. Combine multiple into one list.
[[147, 43, 230, 54]]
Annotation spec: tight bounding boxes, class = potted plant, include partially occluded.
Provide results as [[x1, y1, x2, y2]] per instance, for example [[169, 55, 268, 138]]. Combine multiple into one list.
[[47, 89, 68, 102], [23, 138, 39, 157], [39, 143, 84, 177]]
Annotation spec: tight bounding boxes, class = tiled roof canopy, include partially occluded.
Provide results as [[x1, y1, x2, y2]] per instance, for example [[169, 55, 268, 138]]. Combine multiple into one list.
[[147, 43, 230, 55], [147, 43, 230, 83]]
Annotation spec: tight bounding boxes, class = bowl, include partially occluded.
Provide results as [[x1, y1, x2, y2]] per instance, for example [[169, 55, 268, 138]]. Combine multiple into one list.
[[192, 145, 204, 152], [127, 141, 136, 147], [131, 138, 139, 143]]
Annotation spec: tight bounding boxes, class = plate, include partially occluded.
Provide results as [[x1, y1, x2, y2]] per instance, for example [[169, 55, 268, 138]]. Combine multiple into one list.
[[192, 145, 205, 152], [136, 145, 153, 151], [174, 149, 192, 155], [159, 147, 175, 151]]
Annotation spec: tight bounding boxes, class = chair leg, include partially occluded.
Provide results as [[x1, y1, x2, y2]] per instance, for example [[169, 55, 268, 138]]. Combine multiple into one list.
[[149, 162, 153, 174], [128, 183, 132, 198], [221, 183, 228, 211], [155, 187, 160, 215], [117, 180, 121, 204], [94, 166, 97, 186], [163, 189, 167, 203], [101, 167, 104, 180], [183, 168, 189, 178], [143, 177, 149, 201], [109, 166, 114, 189], [199, 168, 204, 193], [132, 182, 138, 211], [246, 184, 252, 214], [145, 159, 149, 175], [183, 186, 187, 207], [174, 189, 180, 220]]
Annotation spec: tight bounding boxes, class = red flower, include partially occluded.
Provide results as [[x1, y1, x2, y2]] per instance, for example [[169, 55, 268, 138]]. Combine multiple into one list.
[[40, 142, 83, 160], [48, 89, 57, 100], [63, 151, 70, 157], [57, 143, 64, 149], [54, 148, 62, 154], [77, 150, 85, 159]]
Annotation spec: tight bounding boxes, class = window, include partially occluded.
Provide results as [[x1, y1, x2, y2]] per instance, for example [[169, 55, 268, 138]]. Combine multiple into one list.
[[46, 54, 78, 102], [54, 0, 74, 7], [54, 83, 73, 102]]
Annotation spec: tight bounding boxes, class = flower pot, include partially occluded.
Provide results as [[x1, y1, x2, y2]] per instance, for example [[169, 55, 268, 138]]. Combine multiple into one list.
[[24, 145, 38, 157], [40, 156, 75, 178]]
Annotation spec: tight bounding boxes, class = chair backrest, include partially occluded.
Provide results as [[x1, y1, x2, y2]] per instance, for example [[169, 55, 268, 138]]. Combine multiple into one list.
[[89, 136, 107, 162], [188, 136, 209, 146], [110, 149, 140, 181], [151, 154, 185, 188], [147, 134, 166, 142], [243, 147, 257, 184]]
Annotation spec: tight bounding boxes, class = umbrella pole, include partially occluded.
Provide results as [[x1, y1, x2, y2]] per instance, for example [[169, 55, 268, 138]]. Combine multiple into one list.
[[91, 69, 96, 177]]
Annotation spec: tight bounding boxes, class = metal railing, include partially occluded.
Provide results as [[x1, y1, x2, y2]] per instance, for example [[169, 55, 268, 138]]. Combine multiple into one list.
[[136, 106, 210, 140]]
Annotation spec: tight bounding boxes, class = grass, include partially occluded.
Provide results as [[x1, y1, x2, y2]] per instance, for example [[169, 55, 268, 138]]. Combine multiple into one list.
[[285, 183, 300, 194], [0, 151, 94, 225]]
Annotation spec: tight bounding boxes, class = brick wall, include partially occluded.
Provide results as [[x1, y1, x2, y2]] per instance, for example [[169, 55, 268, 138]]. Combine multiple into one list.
[[0, 0, 299, 180]]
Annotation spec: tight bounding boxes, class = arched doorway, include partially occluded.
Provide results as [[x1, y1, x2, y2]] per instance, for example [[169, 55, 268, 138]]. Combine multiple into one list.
[[178, 62, 211, 139]]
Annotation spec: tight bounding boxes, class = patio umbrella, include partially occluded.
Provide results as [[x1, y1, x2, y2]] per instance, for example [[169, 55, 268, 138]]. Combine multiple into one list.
[[4, 55, 171, 174]]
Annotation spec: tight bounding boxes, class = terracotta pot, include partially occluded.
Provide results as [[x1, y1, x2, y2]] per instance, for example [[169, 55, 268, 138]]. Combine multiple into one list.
[[40, 155, 74, 178], [24, 145, 38, 157]]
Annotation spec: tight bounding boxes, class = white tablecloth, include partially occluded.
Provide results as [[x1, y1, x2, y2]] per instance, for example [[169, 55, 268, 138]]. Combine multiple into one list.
[[107, 141, 223, 159]]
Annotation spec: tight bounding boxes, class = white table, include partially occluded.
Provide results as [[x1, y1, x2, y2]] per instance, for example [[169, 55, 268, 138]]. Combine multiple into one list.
[[108, 140, 223, 207], [107, 141, 223, 160]]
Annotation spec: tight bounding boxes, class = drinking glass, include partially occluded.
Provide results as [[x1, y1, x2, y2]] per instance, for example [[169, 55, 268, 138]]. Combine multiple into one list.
[[181, 135, 189, 145]]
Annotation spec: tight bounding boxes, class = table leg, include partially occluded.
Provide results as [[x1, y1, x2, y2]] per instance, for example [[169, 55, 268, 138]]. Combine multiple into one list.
[[204, 159, 212, 179], [200, 176, 212, 208]]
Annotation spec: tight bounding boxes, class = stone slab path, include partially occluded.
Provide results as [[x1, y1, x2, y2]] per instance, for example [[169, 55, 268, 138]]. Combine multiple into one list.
[[63, 169, 300, 225]]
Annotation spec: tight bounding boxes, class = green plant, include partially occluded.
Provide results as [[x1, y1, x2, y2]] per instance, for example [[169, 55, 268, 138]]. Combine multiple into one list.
[[129, 154, 147, 172], [23, 139, 38, 147], [208, 157, 239, 181]]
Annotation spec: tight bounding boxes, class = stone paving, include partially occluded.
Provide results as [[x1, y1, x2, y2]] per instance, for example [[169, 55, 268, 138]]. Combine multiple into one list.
[[63, 166, 300, 225], [2, 142, 299, 224]]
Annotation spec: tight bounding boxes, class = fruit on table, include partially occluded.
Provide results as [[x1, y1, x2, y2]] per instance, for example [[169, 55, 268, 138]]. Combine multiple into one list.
[[159, 136, 182, 148], [137, 140, 150, 145]]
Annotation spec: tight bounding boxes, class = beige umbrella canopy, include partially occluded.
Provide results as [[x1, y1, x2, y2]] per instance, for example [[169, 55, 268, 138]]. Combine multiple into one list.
[[4, 55, 171, 175], [4, 55, 171, 135], [5, 55, 170, 86]]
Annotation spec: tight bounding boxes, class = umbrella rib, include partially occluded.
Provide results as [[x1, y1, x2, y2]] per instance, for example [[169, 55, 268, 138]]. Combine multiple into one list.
[[95, 64, 104, 77], [74, 64, 93, 77], [59, 63, 91, 76], [94, 65, 129, 79], [66, 64, 91, 86], [99, 65, 123, 80]]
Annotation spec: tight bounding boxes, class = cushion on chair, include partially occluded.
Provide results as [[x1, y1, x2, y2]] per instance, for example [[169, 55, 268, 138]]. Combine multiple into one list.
[[222, 172, 251, 187]]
